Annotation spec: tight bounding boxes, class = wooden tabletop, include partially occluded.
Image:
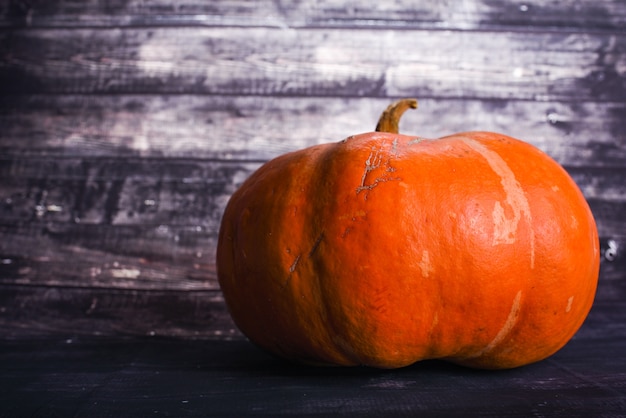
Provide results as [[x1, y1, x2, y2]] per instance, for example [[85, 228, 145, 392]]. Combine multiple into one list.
[[1, 301, 625, 417], [1, 1, 625, 416]]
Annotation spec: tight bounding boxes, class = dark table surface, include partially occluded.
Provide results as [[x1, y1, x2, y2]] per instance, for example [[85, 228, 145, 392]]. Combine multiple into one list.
[[2, 301, 625, 418]]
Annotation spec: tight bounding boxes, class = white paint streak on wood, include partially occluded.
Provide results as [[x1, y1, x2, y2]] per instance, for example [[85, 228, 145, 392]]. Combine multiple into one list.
[[461, 137, 536, 269], [110, 268, 141, 279]]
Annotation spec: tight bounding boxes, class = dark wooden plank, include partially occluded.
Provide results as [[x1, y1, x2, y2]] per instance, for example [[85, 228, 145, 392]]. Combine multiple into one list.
[[0, 284, 237, 339], [0, 302, 625, 417], [0, 156, 258, 228], [2, 27, 625, 101], [2, 0, 626, 32], [1, 155, 623, 225], [1, 95, 625, 167], [0, 223, 218, 290]]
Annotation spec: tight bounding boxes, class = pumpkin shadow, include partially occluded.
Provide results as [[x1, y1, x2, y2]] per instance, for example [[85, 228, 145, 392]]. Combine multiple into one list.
[[232, 341, 503, 379]]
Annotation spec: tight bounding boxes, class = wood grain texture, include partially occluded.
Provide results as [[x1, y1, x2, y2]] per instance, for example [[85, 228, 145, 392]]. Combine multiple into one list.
[[1, 95, 625, 166], [1, 302, 625, 417], [0, 285, 237, 339], [1, 3, 625, 415], [2, 27, 625, 101], [0, 0, 624, 342], [2, 0, 626, 32]]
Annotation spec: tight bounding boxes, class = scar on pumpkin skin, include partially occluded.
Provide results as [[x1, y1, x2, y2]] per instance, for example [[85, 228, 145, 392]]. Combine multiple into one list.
[[286, 233, 323, 275], [289, 254, 301, 273], [460, 137, 536, 269], [357, 145, 384, 194], [356, 143, 401, 197], [469, 290, 522, 359], [408, 137, 425, 145], [418, 250, 433, 278], [391, 138, 399, 156], [308, 233, 324, 257]]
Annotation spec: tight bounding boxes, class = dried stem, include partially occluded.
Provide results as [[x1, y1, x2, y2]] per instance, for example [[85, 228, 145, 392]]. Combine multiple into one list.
[[375, 98, 418, 134]]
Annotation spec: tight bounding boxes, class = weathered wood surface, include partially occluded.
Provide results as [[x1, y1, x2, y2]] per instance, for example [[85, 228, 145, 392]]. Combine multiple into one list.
[[2, 0, 626, 31], [2, 95, 625, 165], [0, 0, 625, 342], [2, 27, 626, 101], [2, 302, 626, 417], [1, 1, 625, 415]]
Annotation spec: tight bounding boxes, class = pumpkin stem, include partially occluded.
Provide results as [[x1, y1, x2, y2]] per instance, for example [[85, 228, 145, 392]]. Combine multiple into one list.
[[375, 98, 418, 134]]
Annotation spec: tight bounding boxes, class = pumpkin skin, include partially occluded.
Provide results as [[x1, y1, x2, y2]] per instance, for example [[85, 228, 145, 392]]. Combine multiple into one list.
[[216, 99, 599, 369]]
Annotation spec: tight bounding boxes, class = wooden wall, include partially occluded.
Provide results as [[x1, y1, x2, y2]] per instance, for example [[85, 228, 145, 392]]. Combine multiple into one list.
[[1, 0, 624, 340]]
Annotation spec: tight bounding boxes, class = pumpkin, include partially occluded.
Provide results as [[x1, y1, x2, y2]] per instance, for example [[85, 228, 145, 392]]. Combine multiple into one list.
[[216, 99, 599, 369]]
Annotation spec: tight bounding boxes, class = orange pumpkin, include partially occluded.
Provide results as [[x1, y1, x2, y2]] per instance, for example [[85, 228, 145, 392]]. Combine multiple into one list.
[[216, 99, 599, 369]]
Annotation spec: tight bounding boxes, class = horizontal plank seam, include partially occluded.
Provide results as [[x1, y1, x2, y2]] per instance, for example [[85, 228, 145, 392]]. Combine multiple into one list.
[[0, 89, 625, 106], [0, 282, 223, 294], [1, 92, 626, 105], [1, 92, 625, 106], [2, 155, 626, 171], [2, 22, 626, 37], [0, 155, 269, 164]]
